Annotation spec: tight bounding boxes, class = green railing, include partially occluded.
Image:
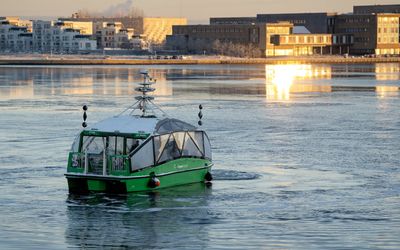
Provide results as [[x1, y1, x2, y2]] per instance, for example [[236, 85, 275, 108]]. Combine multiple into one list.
[[67, 152, 85, 173], [68, 152, 130, 176], [108, 155, 130, 176]]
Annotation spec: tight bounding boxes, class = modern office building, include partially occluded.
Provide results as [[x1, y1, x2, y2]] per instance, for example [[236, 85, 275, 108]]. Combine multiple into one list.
[[167, 22, 338, 57], [354, 4, 400, 14], [210, 17, 257, 25], [266, 22, 335, 56], [142, 18, 187, 45], [167, 23, 263, 54], [257, 13, 337, 33], [201, 4, 400, 56], [335, 13, 400, 55], [208, 13, 337, 34]]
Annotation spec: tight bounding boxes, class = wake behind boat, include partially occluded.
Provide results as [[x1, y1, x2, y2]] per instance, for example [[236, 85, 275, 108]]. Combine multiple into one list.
[[65, 70, 213, 193]]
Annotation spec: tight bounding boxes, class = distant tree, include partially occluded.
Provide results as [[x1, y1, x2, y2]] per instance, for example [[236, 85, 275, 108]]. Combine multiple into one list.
[[211, 40, 261, 58]]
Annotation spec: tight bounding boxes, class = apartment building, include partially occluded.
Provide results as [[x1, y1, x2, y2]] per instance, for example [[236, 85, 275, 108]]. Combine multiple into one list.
[[74, 35, 97, 51], [0, 17, 32, 32], [61, 21, 93, 35], [32, 20, 96, 53], [131, 35, 150, 50], [61, 16, 187, 45], [0, 19, 33, 52], [94, 22, 134, 49]]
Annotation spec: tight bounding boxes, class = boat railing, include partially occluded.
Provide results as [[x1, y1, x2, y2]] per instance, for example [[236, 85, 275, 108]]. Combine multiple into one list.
[[108, 154, 130, 176]]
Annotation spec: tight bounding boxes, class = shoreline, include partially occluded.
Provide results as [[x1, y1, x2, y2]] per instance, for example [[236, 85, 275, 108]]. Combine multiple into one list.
[[0, 55, 399, 65]]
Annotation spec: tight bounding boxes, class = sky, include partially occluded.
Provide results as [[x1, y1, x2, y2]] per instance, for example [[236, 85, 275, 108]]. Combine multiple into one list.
[[1, 0, 399, 23]]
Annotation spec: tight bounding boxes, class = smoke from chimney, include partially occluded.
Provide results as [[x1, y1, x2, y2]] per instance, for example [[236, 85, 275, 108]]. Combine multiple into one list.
[[75, 0, 144, 18]]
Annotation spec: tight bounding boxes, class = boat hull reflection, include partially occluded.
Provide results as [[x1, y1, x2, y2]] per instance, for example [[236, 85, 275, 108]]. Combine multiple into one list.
[[65, 183, 213, 248]]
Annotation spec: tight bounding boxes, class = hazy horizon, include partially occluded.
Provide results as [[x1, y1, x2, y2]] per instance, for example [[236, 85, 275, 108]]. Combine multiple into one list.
[[1, 0, 400, 23]]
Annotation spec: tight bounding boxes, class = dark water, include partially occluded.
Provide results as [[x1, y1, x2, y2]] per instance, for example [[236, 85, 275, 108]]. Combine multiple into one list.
[[0, 64, 399, 249]]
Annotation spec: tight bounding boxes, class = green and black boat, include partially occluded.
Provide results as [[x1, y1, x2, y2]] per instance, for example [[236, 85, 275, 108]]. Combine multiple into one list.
[[65, 71, 213, 193]]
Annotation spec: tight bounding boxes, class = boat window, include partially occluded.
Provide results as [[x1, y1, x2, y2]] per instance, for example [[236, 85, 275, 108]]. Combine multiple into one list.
[[182, 133, 203, 158], [126, 138, 140, 154], [158, 135, 181, 163], [173, 132, 185, 152], [153, 134, 170, 162], [188, 132, 204, 155], [82, 136, 105, 154], [129, 131, 210, 171], [108, 136, 124, 156], [131, 138, 154, 170]]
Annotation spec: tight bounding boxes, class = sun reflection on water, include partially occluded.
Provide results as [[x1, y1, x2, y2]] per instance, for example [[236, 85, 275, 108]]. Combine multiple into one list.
[[265, 64, 332, 101]]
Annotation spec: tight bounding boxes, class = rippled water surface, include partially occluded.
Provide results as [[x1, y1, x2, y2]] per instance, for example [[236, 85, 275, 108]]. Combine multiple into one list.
[[0, 64, 400, 249]]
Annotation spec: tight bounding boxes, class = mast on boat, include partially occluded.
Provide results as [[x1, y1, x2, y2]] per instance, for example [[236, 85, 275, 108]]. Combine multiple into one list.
[[119, 70, 167, 118]]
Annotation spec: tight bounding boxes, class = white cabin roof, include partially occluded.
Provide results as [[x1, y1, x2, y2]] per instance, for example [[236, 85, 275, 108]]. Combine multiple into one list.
[[84, 115, 198, 135], [85, 115, 159, 134]]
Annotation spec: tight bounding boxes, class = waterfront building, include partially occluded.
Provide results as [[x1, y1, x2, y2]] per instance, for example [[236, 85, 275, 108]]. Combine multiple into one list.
[[334, 13, 400, 55], [131, 35, 150, 50], [167, 23, 263, 55], [210, 13, 336, 34], [32, 20, 96, 53], [203, 4, 400, 56], [210, 17, 257, 25], [354, 4, 400, 14], [74, 35, 97, 51], [60, 21, 93, 35], [142, 18, 187, 46], [265, 22, 333, 56], [0, 17, 32, 32], [167, 22, 337, 57], [258, 13, 337, 34], [60, 16, 187, 46], [0, 20, 33, 52], [94, 22, 134, 49]]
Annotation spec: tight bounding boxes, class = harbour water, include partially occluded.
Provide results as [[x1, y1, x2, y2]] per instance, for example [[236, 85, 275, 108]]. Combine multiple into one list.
[[0, 63, 399, 249]]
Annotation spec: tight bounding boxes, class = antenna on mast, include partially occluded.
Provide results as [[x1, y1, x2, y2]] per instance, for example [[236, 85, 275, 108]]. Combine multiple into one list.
[[134, 70, 156, 117], [117, 70, 167, 118]]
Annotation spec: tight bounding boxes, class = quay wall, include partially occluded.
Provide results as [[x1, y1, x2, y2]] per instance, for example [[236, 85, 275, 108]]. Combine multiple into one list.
[[0, 57, 399, 65]]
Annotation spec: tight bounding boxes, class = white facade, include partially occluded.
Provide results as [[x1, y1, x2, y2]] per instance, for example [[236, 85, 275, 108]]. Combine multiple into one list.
[[75, 35, 97, 51], [95, 22, 134, 49], [32, 20, 97, 53], [0, 20, 32, 52], [131, 35, 150, 50]]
